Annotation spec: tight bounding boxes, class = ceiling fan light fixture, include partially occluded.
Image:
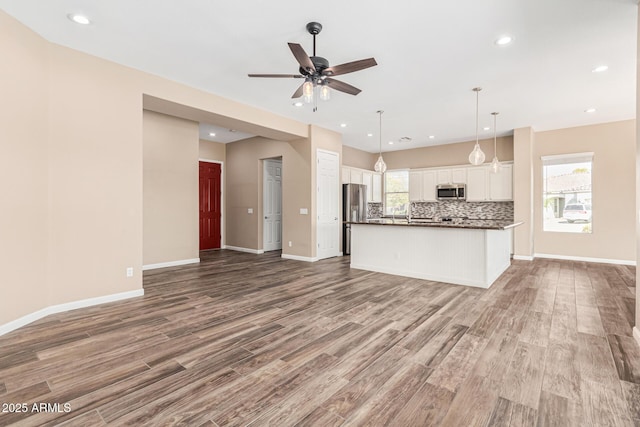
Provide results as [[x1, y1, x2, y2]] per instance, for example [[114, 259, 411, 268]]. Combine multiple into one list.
[[468, 87, 486, 166], [303, 79, 314, 103], [320, 81, 330, 101]]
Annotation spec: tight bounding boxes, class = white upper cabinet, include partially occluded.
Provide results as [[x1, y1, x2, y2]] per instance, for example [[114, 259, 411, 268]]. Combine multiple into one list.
[[341, 167, 351, 184], [409, 170, 437, 201], [350, 169, 363, 185], [372, 173, 382, 203], [362, 171, 373, 202], [489, 163, 513, 201], [342, 166, 382, 203], [451, 168, 467, 184], [421, 170, 437, 201], [466, 167, 488, 201], [409, 171, 423, 202], [436, 169, 451, 185]]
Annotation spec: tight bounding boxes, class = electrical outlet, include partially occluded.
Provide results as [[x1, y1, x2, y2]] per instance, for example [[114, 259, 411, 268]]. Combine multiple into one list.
[[288, 241, 292, 247], [126, 267, 134, 277], [248, 208, 253, 214]]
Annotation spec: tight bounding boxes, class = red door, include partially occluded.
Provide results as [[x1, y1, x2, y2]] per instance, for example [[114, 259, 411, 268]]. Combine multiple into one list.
[[199, 162, 221, 250]]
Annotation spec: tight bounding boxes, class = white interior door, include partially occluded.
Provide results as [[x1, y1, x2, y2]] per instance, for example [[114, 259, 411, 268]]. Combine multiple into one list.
[[263, 159, 282, 251], [317, 150, 340, 260]]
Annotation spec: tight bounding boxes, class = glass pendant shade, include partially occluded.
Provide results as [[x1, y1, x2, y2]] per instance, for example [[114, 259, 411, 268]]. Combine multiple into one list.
[[302, 80, 314, 103], [469, 143, 486, 165], [320, 83, 330, 101], [374, 155, 387, 173], [490, 156, 500, 173], [468, 87, 486, 166]]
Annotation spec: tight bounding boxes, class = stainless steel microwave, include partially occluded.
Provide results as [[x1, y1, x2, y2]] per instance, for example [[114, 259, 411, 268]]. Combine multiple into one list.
[[436, 183, 466, 201]]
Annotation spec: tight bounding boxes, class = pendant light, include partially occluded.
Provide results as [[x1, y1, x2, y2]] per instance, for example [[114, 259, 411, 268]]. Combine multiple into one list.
[[468, 87, 486, 166], [374, 110, 387, 173], [490, 112, 501, 174]]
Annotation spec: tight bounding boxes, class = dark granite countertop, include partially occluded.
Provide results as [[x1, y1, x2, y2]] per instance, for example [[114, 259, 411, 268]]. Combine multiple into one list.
[[346, 218, 523, 230]]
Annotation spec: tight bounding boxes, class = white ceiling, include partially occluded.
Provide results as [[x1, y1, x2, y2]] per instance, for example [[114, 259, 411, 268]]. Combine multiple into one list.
[[1, 0, 637, 152]]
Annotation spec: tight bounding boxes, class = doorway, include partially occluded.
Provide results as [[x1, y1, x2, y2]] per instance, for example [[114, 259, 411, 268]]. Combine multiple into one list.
[[263, 158, 283, 251], [199, 161, 222, 250]]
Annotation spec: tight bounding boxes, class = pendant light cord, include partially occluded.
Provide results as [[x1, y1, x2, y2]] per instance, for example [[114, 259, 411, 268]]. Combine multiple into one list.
[[377, 110, 383, 156], [475, 89, 479, 145]]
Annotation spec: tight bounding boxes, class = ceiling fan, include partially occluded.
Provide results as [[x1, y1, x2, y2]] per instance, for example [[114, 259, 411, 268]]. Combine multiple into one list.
[[248, 22, 377, 109]]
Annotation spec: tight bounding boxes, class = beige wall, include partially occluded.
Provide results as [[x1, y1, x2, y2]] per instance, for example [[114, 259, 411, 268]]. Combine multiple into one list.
[[636, 5, 639, 334], [225, 136, 312, 256], [143, 111, 199, 266], [513, 128, 535, 259], [382, 136, 513, 170], [199, 139, 226, 163], [0, 10, 313, 328], [343, 145, 376, 170], [534, 120, 636, 262], [0, 11, 49, 325]]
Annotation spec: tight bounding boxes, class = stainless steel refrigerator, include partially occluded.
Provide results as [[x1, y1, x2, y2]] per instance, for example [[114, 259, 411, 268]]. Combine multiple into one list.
[[343, 183, 368, 255]]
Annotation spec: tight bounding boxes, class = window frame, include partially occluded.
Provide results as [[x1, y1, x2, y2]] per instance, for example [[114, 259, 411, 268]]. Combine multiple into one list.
[[541, 152, 593, 234], [383, 169, 410, 217]]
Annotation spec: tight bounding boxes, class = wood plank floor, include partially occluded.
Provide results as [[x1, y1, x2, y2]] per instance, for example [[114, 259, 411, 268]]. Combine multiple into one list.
[[0, 250, 639, 426]]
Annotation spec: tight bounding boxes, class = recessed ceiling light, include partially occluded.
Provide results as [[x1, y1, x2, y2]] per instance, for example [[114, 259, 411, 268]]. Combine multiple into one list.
[[293, 102, 303, 107], [495, 35, 512, 45], [209, 132, 216, 137], [388, 141, 394, 145], [592, 65, 608, 73], [483, 126, 491, 131], [68, 13, 91, 25], [367, 133, 373, 137], [584, 108, 596, 113], [340, 123, 347, 128], [428, 135, 435, 139]]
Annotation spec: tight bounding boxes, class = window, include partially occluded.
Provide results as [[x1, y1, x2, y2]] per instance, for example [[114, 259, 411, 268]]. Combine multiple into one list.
[[384, 170, 409, 216], [542, 153, 593, 233]]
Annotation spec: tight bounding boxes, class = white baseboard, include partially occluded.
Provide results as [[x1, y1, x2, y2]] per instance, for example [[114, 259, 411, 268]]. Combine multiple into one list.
[[225, 246, 264, 255], [513, 255, 534, 261], [281, 254, 319, 262], [534, 253, 636, 266], [634, 327, 640, 348], [0, 289, 144, 337], [142, 258, 200, 271]]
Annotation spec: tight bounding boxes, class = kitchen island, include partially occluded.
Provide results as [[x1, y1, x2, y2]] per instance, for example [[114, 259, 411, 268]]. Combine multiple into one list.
[[347, 219, 523, 288]]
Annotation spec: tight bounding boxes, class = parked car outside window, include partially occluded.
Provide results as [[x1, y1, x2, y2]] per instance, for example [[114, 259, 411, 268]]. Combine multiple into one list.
[[562, 203, 592, 223]]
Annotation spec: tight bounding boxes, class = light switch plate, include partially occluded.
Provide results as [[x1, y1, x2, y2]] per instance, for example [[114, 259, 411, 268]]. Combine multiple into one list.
[[300, 208, 308, 215], [248, 208, 253, 214]]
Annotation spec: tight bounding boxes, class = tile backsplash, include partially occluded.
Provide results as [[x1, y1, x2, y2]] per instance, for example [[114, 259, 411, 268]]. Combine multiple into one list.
[[367, 201, 513, 220], [412, 201, 513, 220], [368, 203, 383, 218]]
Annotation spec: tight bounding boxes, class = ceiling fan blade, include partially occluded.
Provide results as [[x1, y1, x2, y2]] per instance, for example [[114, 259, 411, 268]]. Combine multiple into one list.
[[288, 43, 316, 73], [323, 58, 377, 76], [325, 78, 361, 96], [248, 74, 304, 78], [291, 84, 304, 98]]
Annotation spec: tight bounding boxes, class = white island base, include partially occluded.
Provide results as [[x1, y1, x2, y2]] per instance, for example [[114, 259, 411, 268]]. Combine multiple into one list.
[[350, 223, 512, 289]]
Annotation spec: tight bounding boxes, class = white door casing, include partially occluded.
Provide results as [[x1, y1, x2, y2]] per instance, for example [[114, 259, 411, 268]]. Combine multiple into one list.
[[316, 150, 340, 260], [263, 159, 282, 251]]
